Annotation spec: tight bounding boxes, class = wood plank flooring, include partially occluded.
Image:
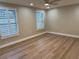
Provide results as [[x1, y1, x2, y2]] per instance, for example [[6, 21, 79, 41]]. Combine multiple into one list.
[[0, 33, 79, 59]]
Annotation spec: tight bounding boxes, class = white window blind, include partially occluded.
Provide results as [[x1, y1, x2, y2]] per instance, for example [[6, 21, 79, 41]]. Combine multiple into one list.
[[36, 11, 45, 30], [0, 8, 19, 39]]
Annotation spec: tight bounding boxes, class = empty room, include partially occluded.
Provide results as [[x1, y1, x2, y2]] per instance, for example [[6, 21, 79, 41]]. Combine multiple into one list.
[[0, 0, 79, 59]]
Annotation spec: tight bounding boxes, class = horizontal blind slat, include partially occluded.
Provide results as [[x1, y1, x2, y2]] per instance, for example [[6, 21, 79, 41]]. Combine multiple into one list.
[[0, 8, 18, 39]]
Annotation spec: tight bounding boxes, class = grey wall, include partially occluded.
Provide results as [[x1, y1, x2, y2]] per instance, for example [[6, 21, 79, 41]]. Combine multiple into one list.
[[0, 3, 45, 45], [46, 5, 79, 36], [1, 3, 79, 45]]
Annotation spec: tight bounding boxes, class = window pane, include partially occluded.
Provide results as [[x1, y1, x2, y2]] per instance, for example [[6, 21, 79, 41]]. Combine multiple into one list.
[[8, 10, 18, 35], [0, 8, 18, 39], [0, 9, 10, 36], [10, 24, 17, 34], [0, 9, 8, 24], [36, 11, 45, 30], [0, 24, 10, 36], [8, 10, 16, 23]]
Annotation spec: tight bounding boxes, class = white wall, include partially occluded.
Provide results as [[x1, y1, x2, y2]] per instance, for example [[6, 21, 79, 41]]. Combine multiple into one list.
[[46, 5, 79, 36], [0, 3, 45, 45]]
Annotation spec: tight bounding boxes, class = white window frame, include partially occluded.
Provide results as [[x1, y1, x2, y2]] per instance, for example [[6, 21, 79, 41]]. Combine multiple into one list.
[[36, 10, 45, 30], [0, 7, 19, 39]]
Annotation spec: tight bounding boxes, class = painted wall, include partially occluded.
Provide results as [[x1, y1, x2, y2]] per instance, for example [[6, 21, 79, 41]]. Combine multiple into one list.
[[46, 5, 79, 36], [1, 3, 79, 46], [0, 3, 45, 45]]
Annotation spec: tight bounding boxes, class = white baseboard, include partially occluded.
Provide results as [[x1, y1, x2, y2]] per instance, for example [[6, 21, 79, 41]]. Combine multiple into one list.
[[0, 32, 47, 49], [1, 31, 79, 49], [47, 31, 79, 38]]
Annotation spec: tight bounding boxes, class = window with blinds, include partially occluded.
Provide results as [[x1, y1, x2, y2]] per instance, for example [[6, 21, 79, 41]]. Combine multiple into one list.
[[0, 8, 19, 39], [36, 11, 45, 30]]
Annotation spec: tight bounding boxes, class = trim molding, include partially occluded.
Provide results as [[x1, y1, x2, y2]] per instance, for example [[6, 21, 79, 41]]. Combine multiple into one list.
[[47, 31, 79, 38], [1, 31, 79, 49], [0, 32, 47, 49]]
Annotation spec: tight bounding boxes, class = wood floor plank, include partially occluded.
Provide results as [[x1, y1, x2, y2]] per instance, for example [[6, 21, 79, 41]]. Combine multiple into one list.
[[0, 33, 78, 59], [61, 39, 79, 59], [8, 35, 59, 59], [20, 37, 63, 59]]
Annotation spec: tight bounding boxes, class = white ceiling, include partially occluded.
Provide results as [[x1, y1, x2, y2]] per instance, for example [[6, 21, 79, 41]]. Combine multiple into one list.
[[0, 0, 79, 9]]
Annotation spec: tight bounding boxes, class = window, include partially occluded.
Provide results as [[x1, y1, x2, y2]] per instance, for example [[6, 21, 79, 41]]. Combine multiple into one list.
[[36, 11, 45, 30], [0, 8, 19, 39]]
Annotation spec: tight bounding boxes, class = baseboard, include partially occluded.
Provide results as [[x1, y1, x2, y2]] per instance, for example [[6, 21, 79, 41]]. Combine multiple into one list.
[[0, 32, 47, 49], [47, 31, 79, 38], [1, 31, 79, 49]]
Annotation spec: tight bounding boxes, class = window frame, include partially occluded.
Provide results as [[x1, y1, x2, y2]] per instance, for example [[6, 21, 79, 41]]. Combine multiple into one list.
[[0, 7, 19, 39], [36, 10, 45, 30]]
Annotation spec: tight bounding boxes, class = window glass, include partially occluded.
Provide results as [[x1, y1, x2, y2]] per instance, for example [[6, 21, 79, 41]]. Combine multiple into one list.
[[0, 8, 19, 39], [36, 11, 45, 30]]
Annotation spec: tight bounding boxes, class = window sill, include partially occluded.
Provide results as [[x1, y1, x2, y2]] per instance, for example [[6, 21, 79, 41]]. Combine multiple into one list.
[[1, 33, 19, 40]]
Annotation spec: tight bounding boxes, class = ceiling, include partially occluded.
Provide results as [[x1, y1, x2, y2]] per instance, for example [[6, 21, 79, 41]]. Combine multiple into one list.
[[0, 0, 79, 9]]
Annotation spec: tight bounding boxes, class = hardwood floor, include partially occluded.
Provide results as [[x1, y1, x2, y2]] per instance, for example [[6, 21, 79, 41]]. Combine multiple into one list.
[[0, 33, 79, 59]]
